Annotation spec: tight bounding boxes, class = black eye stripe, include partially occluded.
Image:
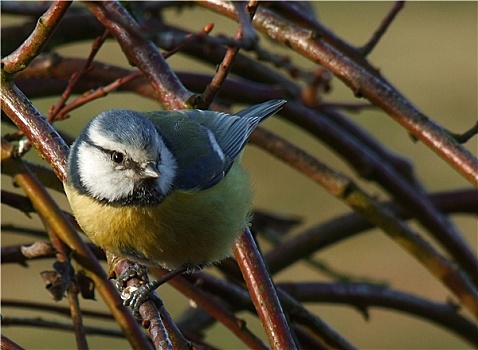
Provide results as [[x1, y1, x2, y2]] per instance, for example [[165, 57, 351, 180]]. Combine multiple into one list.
[[84, 138, 126, 163]]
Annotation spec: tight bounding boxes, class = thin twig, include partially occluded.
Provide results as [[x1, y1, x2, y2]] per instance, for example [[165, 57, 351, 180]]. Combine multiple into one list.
[[50, 23, 213, 117], [1, 241, 105, 265], [198, 1, 259, 109], [2, 317, 125, 338], [2, 300, 114, 320], [450, 121, 478, 144], [360, 1, 405, 56], [53, 71, 143, 119], [48, 29, 110, 123]]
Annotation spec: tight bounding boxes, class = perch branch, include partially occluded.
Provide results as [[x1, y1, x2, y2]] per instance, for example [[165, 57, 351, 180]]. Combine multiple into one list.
[[0, 158, 150, 348]]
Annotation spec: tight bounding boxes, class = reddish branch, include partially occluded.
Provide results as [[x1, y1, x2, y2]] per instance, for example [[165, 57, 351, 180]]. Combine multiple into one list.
[[2, 2, 477, 348], [250, 126, 478, 317], [200, 0, 478, 186], [15, 50, 476, 285], [233, 229, 298, 350], [152, 266, 269, 350], [83, 1, 193, 110], [1, 76, 69, 181], [2, 1, 72, 74], [47, 29, 110, 123]]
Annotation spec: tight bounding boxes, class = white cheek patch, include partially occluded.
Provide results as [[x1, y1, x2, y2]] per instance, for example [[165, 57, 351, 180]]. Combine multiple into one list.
[[77, 143, 135, 202], [77, 116, 178, 202]]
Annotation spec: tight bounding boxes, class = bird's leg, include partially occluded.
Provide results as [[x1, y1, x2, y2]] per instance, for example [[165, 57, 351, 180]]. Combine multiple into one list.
[[123, 265, 188, 317]]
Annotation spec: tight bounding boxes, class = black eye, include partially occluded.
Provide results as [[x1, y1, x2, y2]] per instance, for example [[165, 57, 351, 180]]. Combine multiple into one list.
[[111, 151, 124, 163]]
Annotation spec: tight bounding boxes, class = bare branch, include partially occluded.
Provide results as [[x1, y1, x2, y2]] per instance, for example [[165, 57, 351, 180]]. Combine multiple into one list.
[[360, 1, 405, 55], [233, 228, 298, 350], [153, 266, 269, 350], [2, 1, 72, 74], [201, 0, 478, 186], [250, 126, 478, 316], [83, 1, 193, 109]]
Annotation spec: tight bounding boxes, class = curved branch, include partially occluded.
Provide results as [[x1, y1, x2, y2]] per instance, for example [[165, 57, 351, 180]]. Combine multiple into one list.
[[200, 0, 478, 186], [151, 266, 269, 350], [83, 1, 193, 109], [2, 1, 72, 74], [265, 189, 478, 275], [250, 126, 478, 317], [278, 282, 478, 347], [1, 75, 69, 181]]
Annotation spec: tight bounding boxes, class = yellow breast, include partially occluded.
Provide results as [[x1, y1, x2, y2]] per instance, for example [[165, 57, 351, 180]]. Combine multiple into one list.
[[64, 161, 253, 270]]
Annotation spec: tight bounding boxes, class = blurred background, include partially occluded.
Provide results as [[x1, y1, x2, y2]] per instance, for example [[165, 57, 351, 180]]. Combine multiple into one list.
[[2, 2, 477, 349]]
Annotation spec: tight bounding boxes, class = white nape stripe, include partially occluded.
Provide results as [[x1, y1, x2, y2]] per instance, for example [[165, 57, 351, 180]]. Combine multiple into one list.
[[156, 141, 177, 195]]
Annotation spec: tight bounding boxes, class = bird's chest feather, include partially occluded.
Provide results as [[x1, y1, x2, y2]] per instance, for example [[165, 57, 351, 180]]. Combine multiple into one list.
[[64, 162, 253, 269]]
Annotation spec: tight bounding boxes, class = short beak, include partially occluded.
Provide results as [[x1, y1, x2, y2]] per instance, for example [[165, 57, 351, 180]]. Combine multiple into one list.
[[142, 162, 160, 179]]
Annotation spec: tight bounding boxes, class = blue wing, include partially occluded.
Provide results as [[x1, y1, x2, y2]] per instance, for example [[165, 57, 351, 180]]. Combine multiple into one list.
[[145, 99, 286, 191]]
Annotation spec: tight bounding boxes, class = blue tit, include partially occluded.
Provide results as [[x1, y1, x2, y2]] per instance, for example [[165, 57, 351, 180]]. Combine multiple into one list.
[[64, 100, 286, 273]]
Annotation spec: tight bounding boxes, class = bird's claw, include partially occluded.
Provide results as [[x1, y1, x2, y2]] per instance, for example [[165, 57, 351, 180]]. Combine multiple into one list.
[[115, 263, 149, 292], [121, 282, 162, 318]]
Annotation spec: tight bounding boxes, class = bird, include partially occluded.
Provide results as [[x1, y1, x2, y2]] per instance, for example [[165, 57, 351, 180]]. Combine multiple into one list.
[[64, 99, 286, 310]]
